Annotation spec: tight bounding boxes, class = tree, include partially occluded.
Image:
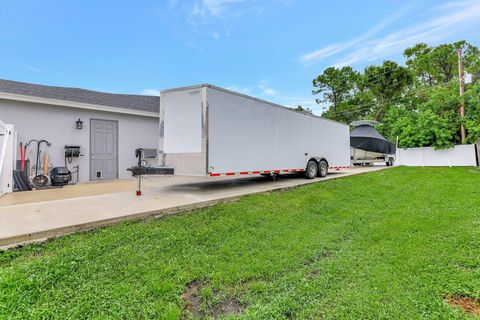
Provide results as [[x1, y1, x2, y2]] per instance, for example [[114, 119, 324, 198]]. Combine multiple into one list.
[[311, 41, 480, 149], [312, 66, 359, 120], [465, 46, 480, 83], [427, 44, 458, 83], [294, 105, 313, 115], [380, 83, 461, 148], [404, 43, 435, 85], [321, 89, 374, 124], [362, 61, 412, 121], [464, 84, 480, 143], [467, 58, 480, 83], [404, 41, 478, 85]]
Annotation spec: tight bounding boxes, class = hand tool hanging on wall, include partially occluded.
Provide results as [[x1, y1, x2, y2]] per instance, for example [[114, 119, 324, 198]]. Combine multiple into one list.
[[19, 142, 27, 171], [28, 148, 34, 179], [27, 139, 51, 188], [43, 151, 49, 176]]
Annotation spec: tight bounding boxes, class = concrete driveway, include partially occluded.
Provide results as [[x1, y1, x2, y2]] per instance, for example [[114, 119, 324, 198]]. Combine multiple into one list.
[[0, 166, 387, 248]]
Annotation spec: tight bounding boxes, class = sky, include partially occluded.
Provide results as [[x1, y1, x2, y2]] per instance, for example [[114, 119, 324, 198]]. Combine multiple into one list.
[[0, 0, 479, 114]]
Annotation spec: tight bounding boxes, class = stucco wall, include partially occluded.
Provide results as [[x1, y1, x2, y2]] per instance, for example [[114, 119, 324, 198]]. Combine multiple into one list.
[[0, 99, 159, 182]]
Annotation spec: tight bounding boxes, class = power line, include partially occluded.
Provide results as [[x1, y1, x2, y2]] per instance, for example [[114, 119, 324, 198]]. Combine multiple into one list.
[[318, 99, 402, 116]]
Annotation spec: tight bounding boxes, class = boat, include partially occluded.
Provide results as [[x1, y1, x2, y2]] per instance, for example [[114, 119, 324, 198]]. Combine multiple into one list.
[[350, 120, 396, 166]]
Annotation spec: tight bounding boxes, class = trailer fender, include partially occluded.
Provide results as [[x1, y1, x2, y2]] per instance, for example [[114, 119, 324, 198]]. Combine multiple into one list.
[[305, 157, 328, 168]]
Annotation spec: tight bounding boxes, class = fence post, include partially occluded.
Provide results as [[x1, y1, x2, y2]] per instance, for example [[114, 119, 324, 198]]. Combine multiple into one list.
[[476, 139, 480, 166]]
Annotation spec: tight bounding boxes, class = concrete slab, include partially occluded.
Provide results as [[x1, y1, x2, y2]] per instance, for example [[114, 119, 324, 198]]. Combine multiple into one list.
[[0, 166, 387, 248]]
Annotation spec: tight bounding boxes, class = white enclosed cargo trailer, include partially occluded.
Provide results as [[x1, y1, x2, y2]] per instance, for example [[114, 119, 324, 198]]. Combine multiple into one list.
[[158, 84, 350, 178]]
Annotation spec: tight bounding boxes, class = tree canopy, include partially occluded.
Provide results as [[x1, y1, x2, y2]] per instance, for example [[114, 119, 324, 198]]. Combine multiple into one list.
[[312, 66, 358, 120], [313, 41, 480, 149], [294, 105, 313, 115]]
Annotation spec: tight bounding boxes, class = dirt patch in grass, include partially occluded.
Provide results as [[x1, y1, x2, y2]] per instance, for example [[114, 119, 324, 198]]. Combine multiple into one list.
[[182, 280, 203, 316], [447, 296, 480, 316], [182, 280, 245, 319], [215, 298, 245, 315], [308, 268, 321, 278]]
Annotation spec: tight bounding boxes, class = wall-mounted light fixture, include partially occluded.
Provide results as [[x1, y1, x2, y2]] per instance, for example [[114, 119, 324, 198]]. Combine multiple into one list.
[[76, 118, 83, 130]]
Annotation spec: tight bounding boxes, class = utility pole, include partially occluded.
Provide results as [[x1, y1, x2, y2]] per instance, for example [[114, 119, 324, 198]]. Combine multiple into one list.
[[457, 48, 466, 144], [332, 93, 337, 120]]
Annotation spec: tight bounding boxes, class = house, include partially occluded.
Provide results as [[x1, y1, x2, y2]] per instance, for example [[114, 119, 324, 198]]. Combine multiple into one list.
[[0, 79, 159, 183]]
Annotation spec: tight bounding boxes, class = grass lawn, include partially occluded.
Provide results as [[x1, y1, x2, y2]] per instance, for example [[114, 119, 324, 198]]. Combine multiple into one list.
[[2, 167, 480, 319]]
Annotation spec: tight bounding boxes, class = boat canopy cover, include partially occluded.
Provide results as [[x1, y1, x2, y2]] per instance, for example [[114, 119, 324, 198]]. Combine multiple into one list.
[[350, 124, 396, 154]]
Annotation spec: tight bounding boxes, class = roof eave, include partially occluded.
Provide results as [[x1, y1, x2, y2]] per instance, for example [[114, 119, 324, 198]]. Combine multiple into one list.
[[0, 92, 159, 118]]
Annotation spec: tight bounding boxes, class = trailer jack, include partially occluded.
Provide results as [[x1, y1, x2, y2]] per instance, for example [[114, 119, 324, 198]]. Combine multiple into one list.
[[127, 148, 174, 196]]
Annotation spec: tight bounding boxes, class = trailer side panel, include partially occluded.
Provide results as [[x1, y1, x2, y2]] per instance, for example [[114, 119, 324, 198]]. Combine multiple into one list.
[[207, 87, 350, 174]]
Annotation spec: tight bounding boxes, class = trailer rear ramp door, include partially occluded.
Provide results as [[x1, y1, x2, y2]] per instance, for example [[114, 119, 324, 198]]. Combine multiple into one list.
[[160, 87, 207, 176], [163, 89, 202, 153]]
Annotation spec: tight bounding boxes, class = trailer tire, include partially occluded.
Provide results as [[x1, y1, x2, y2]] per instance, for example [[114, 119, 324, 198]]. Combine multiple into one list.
[[305, 160, 318, 179], [318, 160, 328, 177]]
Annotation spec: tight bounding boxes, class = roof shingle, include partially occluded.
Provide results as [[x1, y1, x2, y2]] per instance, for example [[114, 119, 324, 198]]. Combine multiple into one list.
[[0, 79, 159, 113]]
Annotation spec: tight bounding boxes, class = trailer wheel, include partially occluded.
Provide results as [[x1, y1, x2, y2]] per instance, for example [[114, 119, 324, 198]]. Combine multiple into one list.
[[318, 160, 328, 177], [305, 160, 318, 179]]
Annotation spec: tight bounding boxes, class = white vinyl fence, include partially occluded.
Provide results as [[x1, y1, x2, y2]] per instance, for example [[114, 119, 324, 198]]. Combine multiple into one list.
[[0, 120, 15, 196], [395, 144, 477, 167]]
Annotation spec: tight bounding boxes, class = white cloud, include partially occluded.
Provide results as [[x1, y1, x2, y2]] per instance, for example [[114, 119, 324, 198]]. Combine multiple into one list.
[[300, 3, 413, 64], [431, 0, 479, 11], [300, 0, 480, 67], [225, 79, 322, 114], [300, 43, 348, 64], [257, 79, 277, 96], [192, 0, 252, 17], [142, 89, 160, 96], [248, 80, 318, 113], [226, 85, 252, 94], [180, 0, 285, 38], [262, 88, 276, 96]]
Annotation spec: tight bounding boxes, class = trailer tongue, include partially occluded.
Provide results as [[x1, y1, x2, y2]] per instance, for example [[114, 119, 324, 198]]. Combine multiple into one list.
[[127, 165, 174, 177], [127, 148, 174, 195]]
